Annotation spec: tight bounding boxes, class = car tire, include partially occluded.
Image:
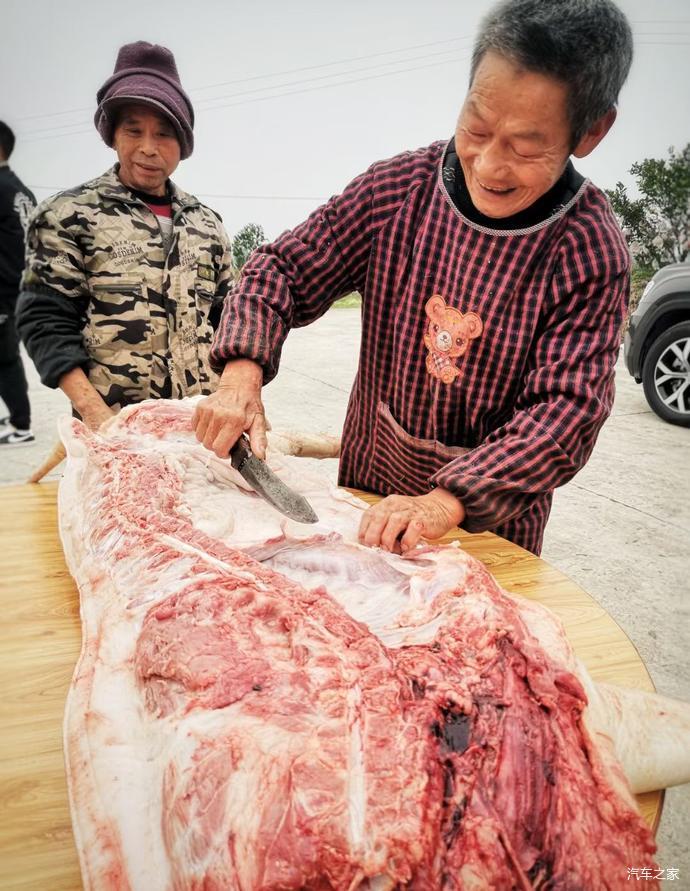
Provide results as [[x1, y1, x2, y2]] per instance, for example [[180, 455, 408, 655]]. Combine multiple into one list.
[[641, 321, 690, 427]]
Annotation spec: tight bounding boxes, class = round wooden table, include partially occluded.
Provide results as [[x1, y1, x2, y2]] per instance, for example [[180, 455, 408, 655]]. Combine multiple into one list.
[[0, 482, 663, 891]]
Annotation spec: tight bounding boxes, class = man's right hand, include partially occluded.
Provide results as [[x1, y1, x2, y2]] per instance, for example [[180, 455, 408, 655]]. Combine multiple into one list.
[[192, 359, 267, 460], [58, 367, 117, 432], [81, 402, 117, 432]]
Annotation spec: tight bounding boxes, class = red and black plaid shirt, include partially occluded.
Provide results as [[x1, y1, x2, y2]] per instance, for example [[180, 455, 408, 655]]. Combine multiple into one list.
[[211, 141, 630, 554]]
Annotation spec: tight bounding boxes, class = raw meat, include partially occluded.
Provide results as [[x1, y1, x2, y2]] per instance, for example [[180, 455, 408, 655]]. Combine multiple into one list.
[[59, 398, 665, 890]]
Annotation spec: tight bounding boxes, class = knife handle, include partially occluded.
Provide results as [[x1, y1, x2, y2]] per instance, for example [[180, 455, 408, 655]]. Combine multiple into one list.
[[230, 435, 252, 472]]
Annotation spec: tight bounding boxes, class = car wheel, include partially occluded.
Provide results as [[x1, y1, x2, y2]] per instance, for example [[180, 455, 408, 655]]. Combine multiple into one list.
[[642, 321, 690, 427]]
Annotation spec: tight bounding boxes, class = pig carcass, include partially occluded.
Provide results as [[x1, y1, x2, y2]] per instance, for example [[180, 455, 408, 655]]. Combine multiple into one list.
[[58, 399, 687, 890]]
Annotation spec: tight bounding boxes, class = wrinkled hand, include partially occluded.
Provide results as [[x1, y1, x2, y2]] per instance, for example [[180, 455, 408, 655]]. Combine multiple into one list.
[[358, 488, 465, 554], [192, 359, 267, 459], [59, 367, 117, 433], [81, 402, 116, 433]]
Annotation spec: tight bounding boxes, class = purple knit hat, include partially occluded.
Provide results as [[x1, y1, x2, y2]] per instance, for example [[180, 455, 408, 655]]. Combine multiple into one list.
[[94, 41, 194, 159]]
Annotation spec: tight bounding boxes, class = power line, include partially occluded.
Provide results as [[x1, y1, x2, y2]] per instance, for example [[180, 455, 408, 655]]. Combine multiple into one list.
[[188, 36, 473, 94], [22, 126, 94, 143], [20, 54, 470, 143], [15, 35, 473, 124], [20, 46, 468, 138], [12, 18, 690, 124], [195, 47, 465, 112], [17, 33, 689, 144], [193, 54, 471, 115]]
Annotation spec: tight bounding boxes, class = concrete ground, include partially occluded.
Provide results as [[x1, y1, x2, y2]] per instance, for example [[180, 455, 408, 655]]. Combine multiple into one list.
[[2, 306, 689, 880]]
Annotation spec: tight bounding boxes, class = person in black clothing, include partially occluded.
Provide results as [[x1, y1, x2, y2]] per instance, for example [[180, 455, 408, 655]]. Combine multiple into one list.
[[0, 121, 36, 446]]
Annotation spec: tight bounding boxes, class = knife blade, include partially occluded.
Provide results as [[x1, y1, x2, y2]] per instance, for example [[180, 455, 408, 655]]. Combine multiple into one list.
[[230, 435, 319, 524]]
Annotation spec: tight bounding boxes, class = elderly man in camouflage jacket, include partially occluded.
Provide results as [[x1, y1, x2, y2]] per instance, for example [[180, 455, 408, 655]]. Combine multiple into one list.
[[17, 42, 232, 431]]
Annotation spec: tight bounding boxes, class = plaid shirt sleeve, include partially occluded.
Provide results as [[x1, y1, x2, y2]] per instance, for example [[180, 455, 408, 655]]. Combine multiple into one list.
[[431, 237, 630, 535], [210, 146, 441, 381]]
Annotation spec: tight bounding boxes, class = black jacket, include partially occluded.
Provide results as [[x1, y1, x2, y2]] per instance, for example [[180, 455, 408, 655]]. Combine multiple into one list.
[[0, 164, 35, 305]]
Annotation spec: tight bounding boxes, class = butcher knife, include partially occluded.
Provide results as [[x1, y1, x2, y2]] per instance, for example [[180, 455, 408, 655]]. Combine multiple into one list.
[[230, 435, 319, 524]]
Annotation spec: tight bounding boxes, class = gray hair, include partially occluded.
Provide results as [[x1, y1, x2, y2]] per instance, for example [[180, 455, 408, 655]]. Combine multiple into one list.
[[471, 0, 633, 147]]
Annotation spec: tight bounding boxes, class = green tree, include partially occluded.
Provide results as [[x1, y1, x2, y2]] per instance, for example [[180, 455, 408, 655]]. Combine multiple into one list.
[[231, 223, 266, 273], [606, 143, 690, 271]]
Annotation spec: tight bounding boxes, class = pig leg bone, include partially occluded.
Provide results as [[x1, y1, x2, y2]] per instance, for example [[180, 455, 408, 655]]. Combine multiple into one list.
[[502, 590, 690, 795], [268, 430, 341, 459], [28, 440, 67, 483], [586, 678, 690, 794]]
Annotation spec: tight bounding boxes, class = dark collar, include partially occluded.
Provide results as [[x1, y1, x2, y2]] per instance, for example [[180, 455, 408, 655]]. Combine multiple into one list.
[[441, 140, 584, 231], [95, 165, 198, 212], [129, 186, 172, 206]]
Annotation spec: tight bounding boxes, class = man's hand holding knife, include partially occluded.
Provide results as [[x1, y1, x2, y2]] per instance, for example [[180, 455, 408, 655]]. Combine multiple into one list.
[[192, 358, 268, 460]]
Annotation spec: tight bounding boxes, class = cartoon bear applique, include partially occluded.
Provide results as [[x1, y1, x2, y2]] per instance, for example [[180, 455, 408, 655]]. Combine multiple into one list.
[[423, 294, 483, 384]]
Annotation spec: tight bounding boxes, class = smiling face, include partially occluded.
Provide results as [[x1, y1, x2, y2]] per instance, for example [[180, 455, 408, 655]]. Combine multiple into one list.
[[113, 105, 181, 196], [454, 51, 580, 219]]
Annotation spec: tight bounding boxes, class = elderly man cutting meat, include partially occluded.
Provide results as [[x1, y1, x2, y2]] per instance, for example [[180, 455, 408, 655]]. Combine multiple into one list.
[[17, 42, 232, 432], [194, 0, 633, 557]]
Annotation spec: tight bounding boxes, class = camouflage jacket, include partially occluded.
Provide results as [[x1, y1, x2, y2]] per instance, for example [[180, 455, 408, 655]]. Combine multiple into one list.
[[20, 166, 232, 407]]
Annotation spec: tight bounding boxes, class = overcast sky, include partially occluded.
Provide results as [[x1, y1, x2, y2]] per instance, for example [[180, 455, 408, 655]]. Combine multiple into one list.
[[3, 0, 689, 240]]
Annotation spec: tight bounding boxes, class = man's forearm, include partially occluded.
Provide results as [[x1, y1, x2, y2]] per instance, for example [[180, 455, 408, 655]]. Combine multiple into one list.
[[58, 368, 112, 420]]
